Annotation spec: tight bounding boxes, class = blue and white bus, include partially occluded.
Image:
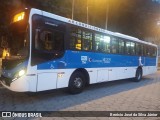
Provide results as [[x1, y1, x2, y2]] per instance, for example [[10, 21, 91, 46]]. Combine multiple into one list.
[[0, 8, 158, 94]]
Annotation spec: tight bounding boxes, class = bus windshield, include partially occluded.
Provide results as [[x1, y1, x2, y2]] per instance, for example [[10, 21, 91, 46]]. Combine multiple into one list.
[[1, 27, 29, 60]]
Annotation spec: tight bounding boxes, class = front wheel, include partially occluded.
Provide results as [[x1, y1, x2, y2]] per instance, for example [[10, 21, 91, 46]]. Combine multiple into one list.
[[134, 68, 142, 82], [68, 72, 86, 94]]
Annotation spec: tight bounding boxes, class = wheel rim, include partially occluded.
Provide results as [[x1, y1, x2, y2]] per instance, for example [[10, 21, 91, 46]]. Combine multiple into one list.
[[74, 77, 83, 88]]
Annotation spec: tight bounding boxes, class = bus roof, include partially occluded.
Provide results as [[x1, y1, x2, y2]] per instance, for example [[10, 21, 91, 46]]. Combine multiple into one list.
[[30, 8, 157, 47]]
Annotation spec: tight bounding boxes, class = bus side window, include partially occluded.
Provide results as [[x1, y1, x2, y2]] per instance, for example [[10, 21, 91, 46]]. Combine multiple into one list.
[[82, 31, 92, 51], [153, 47, 157, 57], [136, 43, 140, 56], [95, 34, 111, 53], [95, 34, 101, 52], [118, 39, 125, 54], [150, 47, 153, 57], [103, 35, 110, 53], [150, 46, 156, 57], [111, 37, 118, 54], [125, 41, 131, 55], [130, 42, 135, 55], [70, 27, 82, 50], [143, 45, 146, 56], [146, 45, 150, 56]]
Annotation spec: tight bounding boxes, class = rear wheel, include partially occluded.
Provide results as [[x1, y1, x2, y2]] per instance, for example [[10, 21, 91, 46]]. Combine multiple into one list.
[[68, 72, 86, 94], [135, 68, 142, 82]]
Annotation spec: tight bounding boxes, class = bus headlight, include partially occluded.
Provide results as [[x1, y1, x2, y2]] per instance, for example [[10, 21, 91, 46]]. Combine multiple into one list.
[[18, 69, 26, 77], [12, 69, 26, 82]]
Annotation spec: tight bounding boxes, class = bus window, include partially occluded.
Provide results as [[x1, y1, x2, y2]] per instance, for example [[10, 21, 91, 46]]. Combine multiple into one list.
[[146, 45, 151, 56], [36, 30, 52, 51], [125, 41, 131, 55], [118, 39, 125, 54], [70, 28, 82, 50], [103, 35, 111, 53], [143, 45, 146, 56], [36, 30, 64, 52], [95, 34, 110, 53], [33, 28, 64, 63], [153, 47, 157, 57], [130, 42, 135, 55], [82, 31, 92, 51], [150, 46, 157, 57], [95, 34, 101, 51], [136, 43, 141, 56], [44, 31, 53, 51], [111, 37, 118, 54], [141, 45, 143, 56]]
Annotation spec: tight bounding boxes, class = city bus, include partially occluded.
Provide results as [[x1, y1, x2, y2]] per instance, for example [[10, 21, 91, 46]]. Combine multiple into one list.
[[0, 8, 158, 94]]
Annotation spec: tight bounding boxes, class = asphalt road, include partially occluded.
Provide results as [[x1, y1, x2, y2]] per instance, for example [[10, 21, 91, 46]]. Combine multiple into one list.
[[0, 71, 160, 120]]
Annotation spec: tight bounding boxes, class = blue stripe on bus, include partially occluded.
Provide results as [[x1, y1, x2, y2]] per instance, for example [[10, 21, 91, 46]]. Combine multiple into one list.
[[37, 50, 157, 70]]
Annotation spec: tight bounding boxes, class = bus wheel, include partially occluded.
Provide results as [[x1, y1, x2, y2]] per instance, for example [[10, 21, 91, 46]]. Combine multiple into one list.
[[135, 68, 142, 82], [68, 72, 85, 94]]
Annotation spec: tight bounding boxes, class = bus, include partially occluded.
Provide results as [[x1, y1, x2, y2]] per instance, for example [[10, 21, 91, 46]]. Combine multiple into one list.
[[0, 8, 158, 94]]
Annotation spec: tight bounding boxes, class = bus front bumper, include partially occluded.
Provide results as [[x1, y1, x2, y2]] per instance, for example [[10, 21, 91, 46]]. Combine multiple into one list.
[[0, 75, 31, 92]]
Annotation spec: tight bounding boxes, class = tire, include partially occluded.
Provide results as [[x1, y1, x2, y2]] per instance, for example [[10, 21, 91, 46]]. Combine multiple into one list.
[[68, 71, 86, 94], [134, 68, 142, 82]]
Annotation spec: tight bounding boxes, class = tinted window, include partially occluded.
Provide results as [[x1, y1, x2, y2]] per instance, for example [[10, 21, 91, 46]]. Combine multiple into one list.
[[82, 31, 92, 51], [125, 41, 136, 55], [70, 28, 82, 50], [136, 43, 141, 55], [149, 46, 157, 57], [69, 27, 92, 51], [111, 37, 118, 54], [152, 47, 157, 57], [125, 41, 131, 55], [32, 28, 64, 66], [35, 29, 64, 52], [31, 15, 65, 66], [130, 42, 135, 55], [143, 45, 146, 56], [95, 34, 111, 53], [146, 45, 151, 56], [143, 45, 157, 57], [118, 39, 125, 54]]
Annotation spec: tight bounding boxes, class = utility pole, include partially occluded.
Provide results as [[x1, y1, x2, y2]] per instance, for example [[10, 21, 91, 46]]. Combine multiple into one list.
[[87, 0, 89, 24], [72, 0, 75, 20], [105, 0, 109, 29]]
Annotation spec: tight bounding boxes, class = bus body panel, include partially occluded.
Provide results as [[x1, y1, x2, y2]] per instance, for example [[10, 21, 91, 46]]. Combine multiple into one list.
[[37, 72, 57, 91], [1, 75, 35, 92], [34, 48, 157, 91]]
